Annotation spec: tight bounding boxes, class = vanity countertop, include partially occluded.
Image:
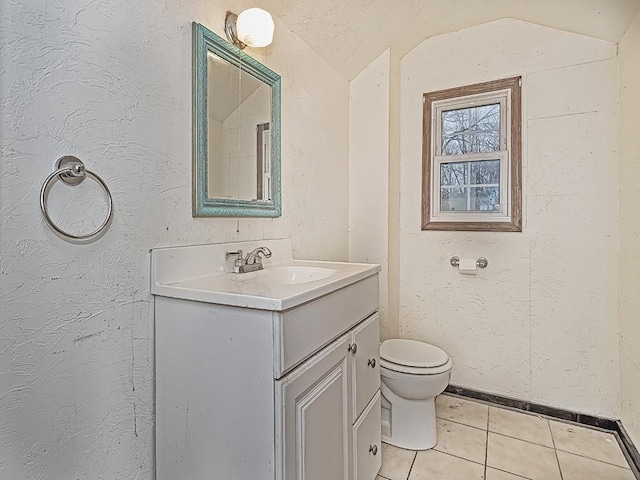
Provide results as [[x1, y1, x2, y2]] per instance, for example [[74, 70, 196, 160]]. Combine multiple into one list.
[[151, 259, 379, 311]]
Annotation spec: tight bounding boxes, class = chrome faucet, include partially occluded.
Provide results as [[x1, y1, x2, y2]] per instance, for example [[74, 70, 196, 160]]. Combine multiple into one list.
[[225, 246, 272, 274]]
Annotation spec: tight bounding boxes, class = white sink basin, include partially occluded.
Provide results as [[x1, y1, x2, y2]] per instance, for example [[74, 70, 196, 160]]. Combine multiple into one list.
[[237, 266, 338, 285], [150, 240, 380, 311]]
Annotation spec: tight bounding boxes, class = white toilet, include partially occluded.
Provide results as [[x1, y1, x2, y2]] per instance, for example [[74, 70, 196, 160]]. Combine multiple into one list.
[[379, 339, 452, 450]]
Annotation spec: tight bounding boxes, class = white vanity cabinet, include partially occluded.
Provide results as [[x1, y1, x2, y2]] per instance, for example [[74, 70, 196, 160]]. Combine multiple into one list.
[[352, 316, 383, 480], [278, 332, 352, 480], [277, 312, 381, 480], [155, 270, 381, 480]]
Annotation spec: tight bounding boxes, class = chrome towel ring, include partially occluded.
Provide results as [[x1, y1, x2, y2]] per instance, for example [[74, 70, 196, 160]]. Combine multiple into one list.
[[40, 156, 113, 241]]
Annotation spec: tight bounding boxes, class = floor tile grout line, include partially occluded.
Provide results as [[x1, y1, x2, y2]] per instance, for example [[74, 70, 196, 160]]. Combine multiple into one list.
[[555, 447, 634, 470], [549, 418, 565, 480], [405, 450, 417, 480], [484, 407, 490, 479], [435, 415, 489, 432], [612, 430, 640, 475], [546, 416, 615, 433], [490, 430, 555, 449], [431, 448, 487, 467], [504, 407, 613, 433], [389, 445, 530, 479], [487, 466, 534, 480]]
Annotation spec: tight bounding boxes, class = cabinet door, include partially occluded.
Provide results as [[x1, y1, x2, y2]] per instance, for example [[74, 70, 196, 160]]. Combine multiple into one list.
[[352, 313, 380, 419], [354, 393, 382, 480], [277, 333, 351, 480]]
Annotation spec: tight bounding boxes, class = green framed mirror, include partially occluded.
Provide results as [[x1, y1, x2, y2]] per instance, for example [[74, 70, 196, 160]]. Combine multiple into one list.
[[192, 22, 281, 217]]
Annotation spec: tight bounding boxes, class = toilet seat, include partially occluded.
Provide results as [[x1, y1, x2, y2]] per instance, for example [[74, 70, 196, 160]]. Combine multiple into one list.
[[380, 357, 453, 376], [381, 339, 449, 367]]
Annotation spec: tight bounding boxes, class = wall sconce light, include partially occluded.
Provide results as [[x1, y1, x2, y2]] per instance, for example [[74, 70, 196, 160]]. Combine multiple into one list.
[[225, 8, 275, 49]]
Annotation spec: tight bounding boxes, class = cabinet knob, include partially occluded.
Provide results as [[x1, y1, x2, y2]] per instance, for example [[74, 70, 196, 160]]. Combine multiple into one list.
[[348, 343, 358, 355], [369, 444, 378, 455], [367, 358, 376, 368]]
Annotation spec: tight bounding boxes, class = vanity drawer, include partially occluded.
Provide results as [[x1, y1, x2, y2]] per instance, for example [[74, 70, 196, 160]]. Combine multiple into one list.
[[352, 313, 380, 420], [354, 392, 382, 480], [275, 275, 379, 378]]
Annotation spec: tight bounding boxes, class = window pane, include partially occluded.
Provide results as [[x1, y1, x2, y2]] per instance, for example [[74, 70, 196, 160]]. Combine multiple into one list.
[[440, 162, 467, 186], [441, 135, 467, 155], [470, 187, 500, 211], [442, 103, 500, 155], [470, 160, 500, 184], [440, 187, 467, 211]]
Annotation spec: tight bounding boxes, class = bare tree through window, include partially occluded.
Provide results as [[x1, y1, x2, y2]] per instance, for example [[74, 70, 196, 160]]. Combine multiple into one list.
[[440, 104, 501, 212]]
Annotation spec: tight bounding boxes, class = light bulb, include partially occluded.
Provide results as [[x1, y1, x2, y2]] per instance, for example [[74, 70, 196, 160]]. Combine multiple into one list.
[[236, 8, 274, 47]]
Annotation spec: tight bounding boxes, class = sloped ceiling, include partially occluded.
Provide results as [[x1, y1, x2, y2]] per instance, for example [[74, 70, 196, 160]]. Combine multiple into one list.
[[257, 0, 640, 79], [208, 55, 262, 123]]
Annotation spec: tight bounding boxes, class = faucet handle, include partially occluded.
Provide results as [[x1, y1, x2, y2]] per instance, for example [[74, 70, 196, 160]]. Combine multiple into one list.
[[225, 249, 243, 261]]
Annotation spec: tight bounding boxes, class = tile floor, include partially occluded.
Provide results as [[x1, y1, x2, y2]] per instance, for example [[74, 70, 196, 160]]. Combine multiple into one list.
[[376, 394, 638, 480]]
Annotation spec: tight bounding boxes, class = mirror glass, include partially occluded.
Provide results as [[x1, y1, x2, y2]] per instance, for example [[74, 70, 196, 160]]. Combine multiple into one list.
[[193, 23, 281, 217]]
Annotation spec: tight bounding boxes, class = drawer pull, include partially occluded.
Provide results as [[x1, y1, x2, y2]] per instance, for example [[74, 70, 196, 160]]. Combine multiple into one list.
[[369, 444, 378, 455], [367, 358, 376, 368], [348, 343, 358, 355]]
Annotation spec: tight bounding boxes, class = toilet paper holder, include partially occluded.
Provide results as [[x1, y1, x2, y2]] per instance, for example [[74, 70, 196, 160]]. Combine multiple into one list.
[[450, 256, 488, 269]]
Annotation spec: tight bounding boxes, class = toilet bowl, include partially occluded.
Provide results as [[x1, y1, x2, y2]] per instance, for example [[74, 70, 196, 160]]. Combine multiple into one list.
[[380, 339, 452, 450]]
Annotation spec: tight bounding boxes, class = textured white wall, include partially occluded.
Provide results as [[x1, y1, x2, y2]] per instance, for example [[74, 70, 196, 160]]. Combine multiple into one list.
[[619, 12, 640, 446], [400, 19, 620, 416], [0, 1, 348, 478], [349, 49, 392, 339]]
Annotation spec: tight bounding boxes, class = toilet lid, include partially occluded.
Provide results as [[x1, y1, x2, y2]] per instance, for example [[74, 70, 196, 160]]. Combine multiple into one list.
[[380, 339, 449, 368]]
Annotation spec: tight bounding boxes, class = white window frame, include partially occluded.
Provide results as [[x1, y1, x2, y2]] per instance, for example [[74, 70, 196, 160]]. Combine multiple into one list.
[[431, 90, 511, 223]]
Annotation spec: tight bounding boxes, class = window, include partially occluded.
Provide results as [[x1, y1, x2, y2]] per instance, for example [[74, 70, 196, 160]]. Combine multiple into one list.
[[422, 77, 522, 231]]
